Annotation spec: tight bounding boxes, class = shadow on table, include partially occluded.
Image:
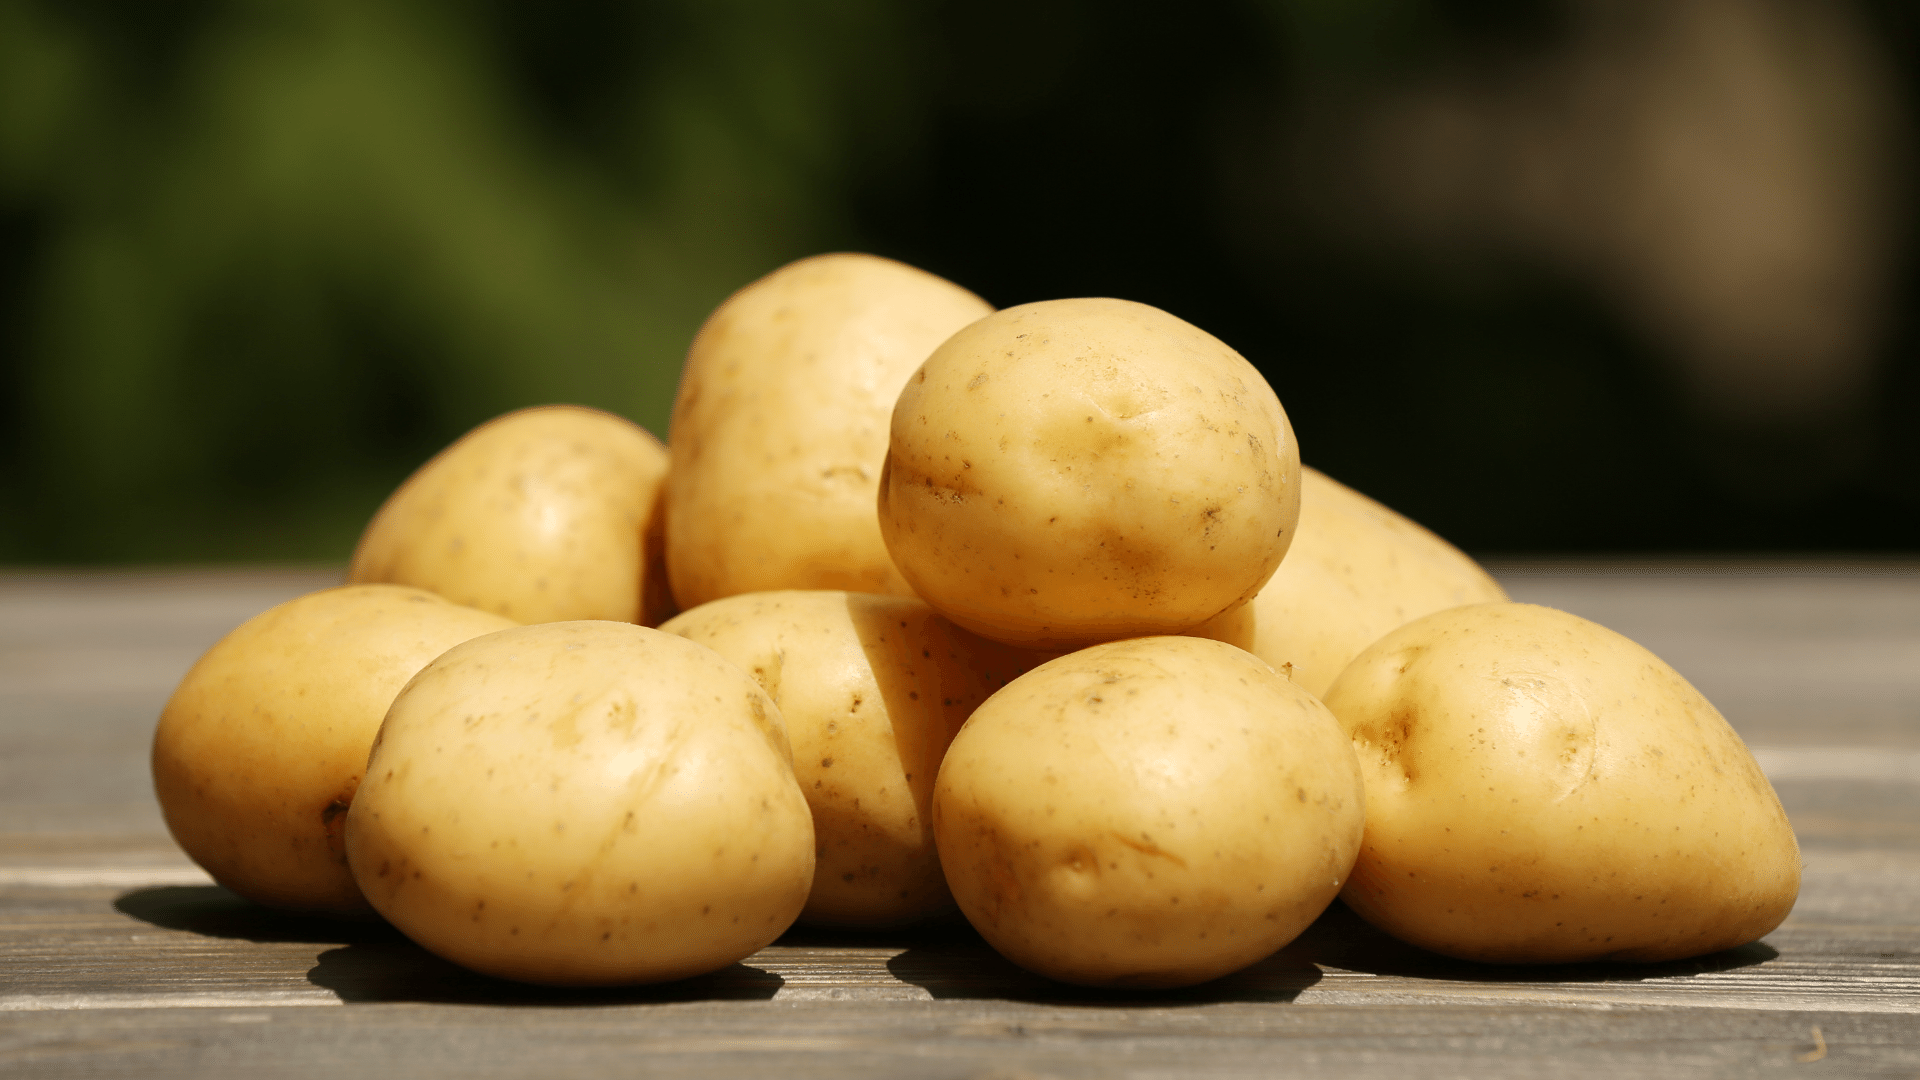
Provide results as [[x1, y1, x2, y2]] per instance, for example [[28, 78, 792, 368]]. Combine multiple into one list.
[[113, 884, 783, 1005], [874, 918, 1325, 1005], [879, 902, 1776, 1004], [1274, 901, 1780, 984], [306, 944, 783, 1005], [114, 887, 1774, 1008], [115, 885, 400, 945]]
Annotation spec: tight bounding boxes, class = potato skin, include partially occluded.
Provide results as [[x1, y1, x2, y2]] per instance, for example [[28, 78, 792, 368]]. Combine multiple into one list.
[[345, 622, 815, 986], [667, 253, 992, 608], [880, 298, 1300, 650], [151, 586, 515, 915], [349, 405, 672, 626], [1322, 603, 1801, 964], [662, 591, 1047, 928], [1192, 466, 1508, 696], [933, 636, 1364, 988]]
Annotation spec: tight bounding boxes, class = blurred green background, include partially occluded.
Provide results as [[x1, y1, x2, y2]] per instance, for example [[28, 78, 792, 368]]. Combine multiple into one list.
[[3, 0, 1917, 563]]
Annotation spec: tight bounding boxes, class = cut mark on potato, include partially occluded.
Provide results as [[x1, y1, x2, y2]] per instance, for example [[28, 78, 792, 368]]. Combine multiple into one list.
[[1110, 831, 1189, 869]]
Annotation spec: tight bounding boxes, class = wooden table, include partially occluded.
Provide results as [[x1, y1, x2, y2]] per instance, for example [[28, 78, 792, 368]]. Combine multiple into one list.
[[3, 565, 1916, 1077]]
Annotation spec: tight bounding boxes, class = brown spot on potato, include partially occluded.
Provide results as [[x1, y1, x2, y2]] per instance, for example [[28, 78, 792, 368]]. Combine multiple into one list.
[[320, 783, 357, 861]]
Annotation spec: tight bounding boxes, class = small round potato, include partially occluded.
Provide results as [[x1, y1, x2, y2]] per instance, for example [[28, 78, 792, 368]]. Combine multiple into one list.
[[349, 405, 673, 626], [152, 586, 515, 915], [667, 253, 993, 608], [345, 621, 815, 986], [1322, 603, 1802, 964], [662, 591, 1047, 928], [934, 636, 1364, 988], [881, 298, 1300, 649], [1192, 466, 1508, 696]]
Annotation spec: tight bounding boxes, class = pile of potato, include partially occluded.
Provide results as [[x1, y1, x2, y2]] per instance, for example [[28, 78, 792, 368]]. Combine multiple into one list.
[[151, 253, 1801, 989]]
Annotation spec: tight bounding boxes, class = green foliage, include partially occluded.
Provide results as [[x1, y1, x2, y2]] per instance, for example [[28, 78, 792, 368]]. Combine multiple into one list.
[[2, 0, 1912, 561], [0, 0, 921, 561]]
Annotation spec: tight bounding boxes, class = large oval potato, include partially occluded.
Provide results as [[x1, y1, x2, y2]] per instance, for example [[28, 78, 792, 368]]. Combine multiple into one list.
[[881, 298, 1300, 650], [662, 591, 1047, 928], [152, 586, 515, 915], [349, 405, 672, 626], [667, 253, 992, 608], [1322, 603, 1801, 964], [1192, 466, 1508, 696], [346, 621, 815, 986], [934, 636, 1364, 988]]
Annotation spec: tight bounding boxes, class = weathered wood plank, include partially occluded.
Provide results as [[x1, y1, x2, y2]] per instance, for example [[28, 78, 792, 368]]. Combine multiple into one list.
[[3, 999, 1910, 1079], [0, 569, 339, 849]]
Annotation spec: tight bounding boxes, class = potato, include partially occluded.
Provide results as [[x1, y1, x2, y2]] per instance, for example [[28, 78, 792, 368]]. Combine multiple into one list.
[[1322, 602, 1801, 964], [349, 405, 672, 626], [933, 636, 1364, 988], [661, 591, 1046, 928], [1192, 466, 1508, 696], [345, 621, 815, 985], [880, 298, 1300, 650], [151, 586, 515, 915], [667, 253, 992, 608]]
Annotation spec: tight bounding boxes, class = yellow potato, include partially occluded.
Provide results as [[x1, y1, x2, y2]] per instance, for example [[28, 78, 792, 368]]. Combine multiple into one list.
[[1192, 466, 1508, 696], [1323, 602, 1801, 964], [881, 298, 1300, 650], [933, 636, 1364, 988], [349, 405, 672, 625], [345, 621, 814, 986], [667, 253, 992, 608], [151, 586, 514, 915], [661, 591, 1046, 928]]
